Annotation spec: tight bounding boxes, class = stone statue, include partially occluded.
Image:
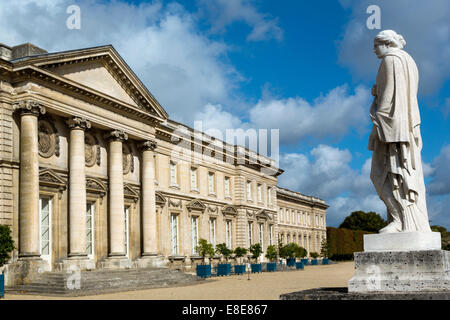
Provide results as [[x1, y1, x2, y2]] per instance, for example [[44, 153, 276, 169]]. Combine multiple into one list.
[[368, 30, 431, 233]]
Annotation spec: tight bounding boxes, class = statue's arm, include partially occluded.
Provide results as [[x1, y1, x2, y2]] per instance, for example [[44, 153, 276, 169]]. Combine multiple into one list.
[[376, 55, 395, 116]]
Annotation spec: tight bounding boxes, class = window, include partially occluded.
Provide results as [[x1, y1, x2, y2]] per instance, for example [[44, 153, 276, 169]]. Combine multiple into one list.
[[248, 222, 253, 246], [257, 184, 262, 203], [209, 218, 216, 249], [286, 209, 290, 223], [124, 206, 130, 257], [224, 176, 231, 198], [39, 197, 52, 260], [208, 172, 215, 194], [297, 211, 300, 225], [303, 212, 306, 226], [287, 234, 290, 243], [225, 220, 232, 249], [246, 180, 252, 201], [279, 208, 284, 222], [269, 225, 273, 246], [268, 187, 272, 204], [170, 214, 179, 255], [170, 161, 177, 187], [190, 167, 198, 191], [259, 223, 264, 249], [191, 216, 199, 254], [86, 203, 95, 257]]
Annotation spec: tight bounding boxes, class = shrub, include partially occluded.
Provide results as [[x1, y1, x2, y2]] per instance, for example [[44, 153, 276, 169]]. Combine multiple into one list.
[[310, 252, 319, 259], [234, 247, 248, 264], [249, 243, 263, 263], [326, 227, 372, 261], [195, 238, 215, 265], [215, 243, 233, 262], [265, 245, 278, 262], [0, 225, 15, 268], [295, 246, 307, 259]]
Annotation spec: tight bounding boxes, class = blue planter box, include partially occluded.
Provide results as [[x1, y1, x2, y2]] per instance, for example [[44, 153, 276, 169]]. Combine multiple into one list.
[[295, 262, 304, 270], [217, 263, 231, 276], [286, 258, 296, 267], [266, 262, 277, 272], [196, 264, 212, 278], [301, 258, 309, 265], [322, 258, 330, 265], [234, 264, 246, 275], [0, 273, 4, 299], [251, 263, 262, 273], [311, 259, 318, 265]]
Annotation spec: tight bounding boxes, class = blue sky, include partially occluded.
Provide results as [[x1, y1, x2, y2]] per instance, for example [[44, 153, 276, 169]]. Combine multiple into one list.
[[1, 0, 448, 228]]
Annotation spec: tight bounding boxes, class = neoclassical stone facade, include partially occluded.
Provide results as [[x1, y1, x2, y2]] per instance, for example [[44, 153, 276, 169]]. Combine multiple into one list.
[[0, 43, 327, 285]]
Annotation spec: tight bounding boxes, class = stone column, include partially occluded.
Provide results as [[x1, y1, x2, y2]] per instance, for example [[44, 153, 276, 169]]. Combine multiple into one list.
[[15, 101, 46, 258], [105, 130, 128, 256], [66, 117, 91, 257], [139, 140, 158, 256]]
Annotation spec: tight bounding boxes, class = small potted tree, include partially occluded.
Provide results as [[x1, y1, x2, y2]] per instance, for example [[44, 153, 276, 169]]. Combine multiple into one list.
[[233, 247, 247, 275], [0, 225, 15, 299], [195, 238, 215, 278], [215, 243, 232, 276], [264, 245, 278, 272], [249, 243, 263, 273], [310, 252, 319, 265], [320, 238, 330, 265], [295, 246, 307, 270], [285, 243, 299, 267], [277, 239, 286, 265]]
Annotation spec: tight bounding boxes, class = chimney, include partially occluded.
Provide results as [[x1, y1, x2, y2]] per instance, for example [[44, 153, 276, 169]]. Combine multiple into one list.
[[0, 43, 12, 61], [0, 43, 47, 61], [11, 43, 47, 60]]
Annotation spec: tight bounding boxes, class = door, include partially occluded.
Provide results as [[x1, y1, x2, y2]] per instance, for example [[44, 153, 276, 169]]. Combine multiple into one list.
[[86, 203, 95, 259], [39, 197, 52, 267], [124, 206, 130, 257]]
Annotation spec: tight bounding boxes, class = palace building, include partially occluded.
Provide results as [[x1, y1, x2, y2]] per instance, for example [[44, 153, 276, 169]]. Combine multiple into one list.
[[0, 43, 327, 286]]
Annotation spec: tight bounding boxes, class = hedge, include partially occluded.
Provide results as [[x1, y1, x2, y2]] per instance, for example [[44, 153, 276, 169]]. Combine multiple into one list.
[[326, 227, 372, 261]]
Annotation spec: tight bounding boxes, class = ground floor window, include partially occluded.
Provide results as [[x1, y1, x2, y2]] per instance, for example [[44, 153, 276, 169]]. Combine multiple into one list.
[[259, 223, 264, 249], [191, 216, 199, 254], [269, 225, 273, 246], [248, 222, 253, 246], [124, 206, 130, 257], [225, 220, 232, 249], [209, 218, 216, 249]]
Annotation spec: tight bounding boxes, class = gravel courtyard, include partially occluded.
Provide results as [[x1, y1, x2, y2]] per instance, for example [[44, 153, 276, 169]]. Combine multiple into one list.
[[4, 261, 354, 300]]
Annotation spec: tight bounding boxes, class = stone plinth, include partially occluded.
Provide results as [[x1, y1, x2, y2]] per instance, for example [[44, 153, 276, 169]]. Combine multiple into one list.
[[364, 232, 441, 252], [348, 250, 450, 292]]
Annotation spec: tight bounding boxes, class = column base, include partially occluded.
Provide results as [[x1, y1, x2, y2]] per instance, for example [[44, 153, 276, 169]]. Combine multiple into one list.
[[137, 255, 166, 268], [61, 257, 96, 272], [101, 256, 133, 269], [3, 257, 50, 286]]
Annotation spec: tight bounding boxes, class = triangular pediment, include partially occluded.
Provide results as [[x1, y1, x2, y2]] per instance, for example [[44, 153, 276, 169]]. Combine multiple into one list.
[[222, 205, 238, 216], [18, 45, 168, 121], [39, 169, 66, 190], [186, 199, 206, 212], [51, 60, 138, 106]]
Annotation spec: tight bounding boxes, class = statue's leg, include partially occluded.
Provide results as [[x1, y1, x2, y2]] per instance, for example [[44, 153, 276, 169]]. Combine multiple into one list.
[[379, 175, 402, 233]]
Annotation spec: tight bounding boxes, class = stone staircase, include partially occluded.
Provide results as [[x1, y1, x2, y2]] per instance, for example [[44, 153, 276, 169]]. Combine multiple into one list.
[[6, 267, 203, 296]]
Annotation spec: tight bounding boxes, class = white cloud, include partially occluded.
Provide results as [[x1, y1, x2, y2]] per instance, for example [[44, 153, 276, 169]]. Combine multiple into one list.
[[248, 85, 371, 144], [197, 0, 283, 41], [0, 0, 240, 124], [338, 0, 450, 95]]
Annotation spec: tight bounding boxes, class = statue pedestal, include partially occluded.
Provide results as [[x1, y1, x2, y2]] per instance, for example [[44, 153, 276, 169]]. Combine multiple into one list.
[[348, 232, 450, 293]]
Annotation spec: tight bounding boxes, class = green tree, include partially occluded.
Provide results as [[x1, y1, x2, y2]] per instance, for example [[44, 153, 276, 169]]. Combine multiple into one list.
[[283, 242, 299, 259], [215, 243, 232, 262], [295, 246, 307, 259], [320, 238, 329, 258], [310, 252, 319, 259], [431, 225, 450, 250], [339, 210, 387, 233], [249, 243, 263, 263], [0, 225, 15, 268], [195, 238, 215, 265], [265, 245, 278, 262], [234, 247, 248, 264]]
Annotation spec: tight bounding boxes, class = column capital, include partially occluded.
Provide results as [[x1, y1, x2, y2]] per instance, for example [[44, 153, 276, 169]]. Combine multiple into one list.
[[66, 116, 91, 131], [105, 130, 128, 142], [138, 139, 157, 151], [14, 100, 46, 116]]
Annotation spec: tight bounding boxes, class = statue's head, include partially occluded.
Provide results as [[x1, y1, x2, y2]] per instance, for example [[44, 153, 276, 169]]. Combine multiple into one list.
[[373, 30, 406, 58]]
